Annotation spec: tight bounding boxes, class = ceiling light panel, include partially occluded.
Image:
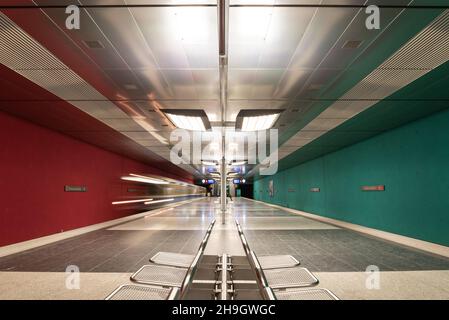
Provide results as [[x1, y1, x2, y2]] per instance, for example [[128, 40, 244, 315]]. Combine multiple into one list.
[[166, 114, 206, 131], [202, 161, 217, 166], [237, 110, 282, 131], [163, 109, 212, 131], [230, 161, 246, 166]]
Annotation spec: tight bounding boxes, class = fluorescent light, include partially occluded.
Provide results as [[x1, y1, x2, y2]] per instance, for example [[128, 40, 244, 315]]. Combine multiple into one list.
[[202, 160, 217, 166], [165, 113, 206, 131], [112, 199, 153, 205], [230, 161, 246, 166], [144, 198, 174, 205], [241, 114, 280, 131], [122, 174, 169, 185]]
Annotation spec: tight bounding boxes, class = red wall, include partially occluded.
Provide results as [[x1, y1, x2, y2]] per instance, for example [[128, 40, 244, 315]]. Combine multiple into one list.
[[0, 111, 191, 247]]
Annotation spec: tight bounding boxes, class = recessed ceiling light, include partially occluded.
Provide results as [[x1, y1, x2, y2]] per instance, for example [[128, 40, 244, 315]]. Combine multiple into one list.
[[235, 109, 283, 132], [230, 161, 246, 166], [202, 160, 217, 166], [83, 40, 104, 49], [163, 109, 211, 131]]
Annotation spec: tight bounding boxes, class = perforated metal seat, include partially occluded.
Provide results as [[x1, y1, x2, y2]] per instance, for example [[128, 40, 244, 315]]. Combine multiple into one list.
[[258, 255, 300, 269], [274, 288, 338, 300], [105, 284, 177, 300], [150, 251, 195, 268], [264, 267, 319, 289], [130, 264, 187, 287]]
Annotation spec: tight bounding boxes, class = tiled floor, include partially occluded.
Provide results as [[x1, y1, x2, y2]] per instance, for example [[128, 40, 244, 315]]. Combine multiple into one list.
[[0, 197, 449, 299]]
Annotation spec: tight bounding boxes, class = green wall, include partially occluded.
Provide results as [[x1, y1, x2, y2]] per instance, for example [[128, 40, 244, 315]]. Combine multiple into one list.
[[254, 108, 449, 246]]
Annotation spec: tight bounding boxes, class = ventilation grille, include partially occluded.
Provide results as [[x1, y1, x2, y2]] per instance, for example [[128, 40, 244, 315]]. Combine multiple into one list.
[[0, 14, 66, 70], [0, 12, 134, 123], [342, 40, 363, 49], [83, 40, 104, 49], [382, 12, 449, 70]]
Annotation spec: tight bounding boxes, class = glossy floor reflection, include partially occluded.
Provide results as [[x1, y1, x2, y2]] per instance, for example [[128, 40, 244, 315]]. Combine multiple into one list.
[[0, 197, 449, 299]]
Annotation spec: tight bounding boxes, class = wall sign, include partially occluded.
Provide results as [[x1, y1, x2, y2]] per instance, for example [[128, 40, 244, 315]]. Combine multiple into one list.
[[64, 185, 87, 192], [287, 188, 295, 193], [361, 185, 385, 191], [310, 187, 320, 192]]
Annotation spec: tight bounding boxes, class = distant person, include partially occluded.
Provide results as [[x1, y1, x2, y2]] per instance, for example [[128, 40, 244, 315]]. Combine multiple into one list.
[[226, 185, 233, 201]]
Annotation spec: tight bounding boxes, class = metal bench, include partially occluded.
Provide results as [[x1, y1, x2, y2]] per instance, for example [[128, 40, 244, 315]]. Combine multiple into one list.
[[263, 266, 319, 289], [105, 219, 215, 300], [268, 287, 339, 300], [105, 284, 178, 300], [150, 251, 195, 268], [130, 263, 188, 287], [258, 254, 300, 269]]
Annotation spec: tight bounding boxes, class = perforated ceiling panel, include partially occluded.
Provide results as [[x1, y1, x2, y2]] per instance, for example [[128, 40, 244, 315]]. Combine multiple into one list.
[[277, 10, 449, 159], [0, 11, 198, 172]]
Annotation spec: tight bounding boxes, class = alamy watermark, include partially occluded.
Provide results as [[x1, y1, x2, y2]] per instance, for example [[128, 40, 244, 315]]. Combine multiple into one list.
[[65, 5, 80, 30], [170, 129, 279, 175], [366, 5, 380, 30], [365, 265, 380, 290], [65, 265, 80, 290], [64, 4, 381, 31]]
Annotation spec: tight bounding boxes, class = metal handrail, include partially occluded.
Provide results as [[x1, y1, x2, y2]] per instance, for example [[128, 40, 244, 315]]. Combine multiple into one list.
[[234, 219, 275, 300], [249, 250, 270, 290], [198, 218, 215, 251], [262, 287, 276, 301], [177, 218, 216, 299]]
